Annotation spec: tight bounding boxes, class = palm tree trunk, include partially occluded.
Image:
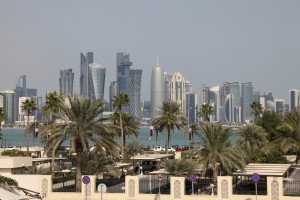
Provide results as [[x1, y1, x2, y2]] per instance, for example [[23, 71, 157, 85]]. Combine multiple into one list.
[[26, 113, 30, 156], [119, 111, 124, 159], [76, 151, 82, 192], [166, 126, 170, 154]]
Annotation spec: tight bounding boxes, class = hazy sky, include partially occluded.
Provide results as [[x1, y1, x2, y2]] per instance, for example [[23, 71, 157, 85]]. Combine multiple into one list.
[[1, 0, 300, 101]]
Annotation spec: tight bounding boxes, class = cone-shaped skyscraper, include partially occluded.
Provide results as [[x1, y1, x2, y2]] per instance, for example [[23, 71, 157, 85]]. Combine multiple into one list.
[[151, 61, 165, 123]]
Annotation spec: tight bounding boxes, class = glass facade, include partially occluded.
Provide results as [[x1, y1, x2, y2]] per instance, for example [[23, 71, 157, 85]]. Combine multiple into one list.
[[89, 63, 106, 101], [129, 69, 143, 120]]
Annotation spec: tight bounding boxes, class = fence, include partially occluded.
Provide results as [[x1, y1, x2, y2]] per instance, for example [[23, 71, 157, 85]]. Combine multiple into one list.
[[139, 175, 170, 194], [283, 180, 300, 196], [232, 176, 267, 195], [95, 177, 126, 193], [185, 177, 214, 195], [52, 177, 76, 192]]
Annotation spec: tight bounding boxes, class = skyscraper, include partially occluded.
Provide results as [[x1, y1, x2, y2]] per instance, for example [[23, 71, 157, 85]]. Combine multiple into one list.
[[210, 86, 221, 122], [164, 72, 172, 102], [59, 69, 74, 97], [275, 99, 285, 113], [116, 52, 132, 95], [80, 52, 94, 98], [289, 89, 300, 111], [109, 81, 118, 112], [186, 92, 200, 124], [89, 63, 106, 101], [151, 63, 165, 123], [170, 72, 186, 113], [241, 82, 254, 122], [129, 69, 143, 120], [223, 82, 240, 123], [2, 90, 15, 126]]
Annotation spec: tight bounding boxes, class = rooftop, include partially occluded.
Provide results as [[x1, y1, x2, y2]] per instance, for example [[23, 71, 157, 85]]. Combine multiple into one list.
[[232, 163, 291, 177]]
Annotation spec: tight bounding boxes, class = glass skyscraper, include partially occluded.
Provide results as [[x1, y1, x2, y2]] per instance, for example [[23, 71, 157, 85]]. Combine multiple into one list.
[[241, 82, 254, 122], [80, 52, 94, 98], [129, 69, 143, 120], [116, 52, 132, 96], [3, 90, 15, 126], [289, 89, 300, 111], [109, 81, 118, 112], [59, 69, 74, 97], [89, 63, 106, 101]]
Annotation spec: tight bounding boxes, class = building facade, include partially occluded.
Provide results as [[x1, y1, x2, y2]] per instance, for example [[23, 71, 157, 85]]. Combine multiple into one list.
[[3, 90, 15, 126], [170, 72, 186, 114], [289, 89, 300, 111], [59, 69, 74, 97], [241, 82, 254, 123], [89, 63, 106, 101], [116, 52, 132, 95], [129, 69, 143, 120], [109, 81, 118, 112]]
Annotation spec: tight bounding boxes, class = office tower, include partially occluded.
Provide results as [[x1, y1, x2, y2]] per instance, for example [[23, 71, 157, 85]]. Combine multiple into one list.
[[32, 96, 43, 122], [151, 63, 165, 123], [275, 99, 285, 113], [170, 72, 186, 113], [59, 69, 74, 97], [142, 101, 151, 118], [210, 86, 220, 122], [289, 89, 300, 111], [116, 52, 132, 95], [241, 82, 254, 123], [2, 90, 15, 126], [129, 69, 143, 120], [164, 72, 172, 102], [14, 75, 37, 122], [89, 63, 106, 101], [109, 81, 118, 112], [18, 97, 31, 122], [223, 82, 240, 123], [185, 81, 192, 93], [186, 92, 200, 124], [80, 52, 94, 98]]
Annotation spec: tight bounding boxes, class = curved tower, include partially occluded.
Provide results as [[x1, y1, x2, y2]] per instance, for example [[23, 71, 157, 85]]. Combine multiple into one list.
[[151, 63, 165, 123], [89, 63, 106, 101]]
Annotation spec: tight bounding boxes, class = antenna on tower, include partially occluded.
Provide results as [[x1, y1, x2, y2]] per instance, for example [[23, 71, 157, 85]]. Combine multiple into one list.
[[156, 56, 159, 66]]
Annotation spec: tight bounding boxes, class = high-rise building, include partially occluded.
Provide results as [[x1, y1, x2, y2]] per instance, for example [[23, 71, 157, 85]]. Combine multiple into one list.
[[289, 89, 300, 111], [275, 99, 285, 113], [164, 72, 172, 102], [80, 52, 94, 98], [129, 69, 143, 120], [185, 81, 192, 93], [18, 97, 31, 122], [116, 52, 132, 95], [186, 92, 200, 124], [151, 63, 165, 123], [241, 82, 254, 123], [14, 75, 37, 122], [210, 86, 221, 122], [89, 63, 106, 101], [2, 90, 15, 126], [109, 81, 118, 112], [59, 69, 74, 97], [223, 82, 240, 123], [170, 72, 186, 113]]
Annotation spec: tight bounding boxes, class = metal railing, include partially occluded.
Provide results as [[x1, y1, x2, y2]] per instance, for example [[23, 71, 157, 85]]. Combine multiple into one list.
[[52, 177, 76, 192], [232, 176, 267, 195], [95, 177, 125, 193], [139, 175, 170, 194], [185, 178, 215, 195], [283, 180, 300, 196]]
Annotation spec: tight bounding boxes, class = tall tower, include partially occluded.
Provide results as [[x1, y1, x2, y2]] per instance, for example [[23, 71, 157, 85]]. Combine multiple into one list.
[[89, 63, 106, 101], [129, 69, 143, 120], [80, 52, 94, 98], [223, 82, 240, 123], [116, 52, 132, 95], [289, 89, 300, 111], [241, 82, 254, 122], [170, 72, 186, 113], [164, 72, 172, 102], [59, 69, 74, 97], [3, 90, 15, 126], [109, 81, 118, 112], [151, 63, 165, 123]]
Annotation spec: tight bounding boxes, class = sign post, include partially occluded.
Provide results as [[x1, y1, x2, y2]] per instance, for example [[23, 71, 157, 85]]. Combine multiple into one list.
[[251, 173, 260, 200], [190, 175, 196, 195], [82, 176, 90, 200], [97, 183, 107, 200]]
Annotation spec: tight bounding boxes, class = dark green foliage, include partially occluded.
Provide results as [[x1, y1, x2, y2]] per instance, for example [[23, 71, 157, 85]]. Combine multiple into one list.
[[251, 149, 288, 164], [162, 159, 197, 176], [0, 175, 18, 186], [1, 150, 26, 157], [256, 111, 283, 141]]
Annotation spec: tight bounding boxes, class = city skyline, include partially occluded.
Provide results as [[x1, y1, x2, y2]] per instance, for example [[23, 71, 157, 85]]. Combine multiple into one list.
[[1, 1, 300, 101]]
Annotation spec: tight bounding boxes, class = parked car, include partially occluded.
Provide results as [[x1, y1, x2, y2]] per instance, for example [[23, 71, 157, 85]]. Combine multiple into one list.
[[167, 147, 176, 152], [134, 160, 161, 173], [151, 146, 165, 152]]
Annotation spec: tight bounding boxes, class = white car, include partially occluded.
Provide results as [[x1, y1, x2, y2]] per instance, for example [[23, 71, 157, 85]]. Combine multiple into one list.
[[168, 147, 176, 152], [152, 146, 165, 152]]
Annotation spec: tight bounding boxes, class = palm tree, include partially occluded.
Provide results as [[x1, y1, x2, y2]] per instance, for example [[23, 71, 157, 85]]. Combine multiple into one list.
[[112, 92, 130, 159], [152, 101, 187, 154], [236, 124, 268, 161], [266, 108, 300, 154], [42, 96, 117, 192], [124, 141, 144, 158], [250, 101, 263, 123], [198, 103, 215, 122], [43, 91, 62, 122], [186, 123, 201, 148], [198, 123, 245, 186], [162, 158, 197, 176], [21, 99, 37, 155]]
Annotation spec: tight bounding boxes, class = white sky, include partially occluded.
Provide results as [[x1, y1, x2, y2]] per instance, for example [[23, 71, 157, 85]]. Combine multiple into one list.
[[1, 0, 300, 101]]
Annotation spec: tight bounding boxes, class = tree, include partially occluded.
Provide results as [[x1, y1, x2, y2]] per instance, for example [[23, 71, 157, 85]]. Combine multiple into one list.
[[186, 123, 201, 148], [21, 98, 37, 155], [112, 92, 130, 160], [124, 141, 144, 158], [198, 123, 245, 186], [250, 101, 263, 123], [43, 91, 63, 122], [256, 111, 283, 141], [152, 101, 187, 154], [236, 124, 268, 162], [162, 159, 197, 176], [198, 103, 215, 122], [42, 96, 118, 192]]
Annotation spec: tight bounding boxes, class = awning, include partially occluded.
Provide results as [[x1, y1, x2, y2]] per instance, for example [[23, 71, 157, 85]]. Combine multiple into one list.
[[232, 163, 291, 177]]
